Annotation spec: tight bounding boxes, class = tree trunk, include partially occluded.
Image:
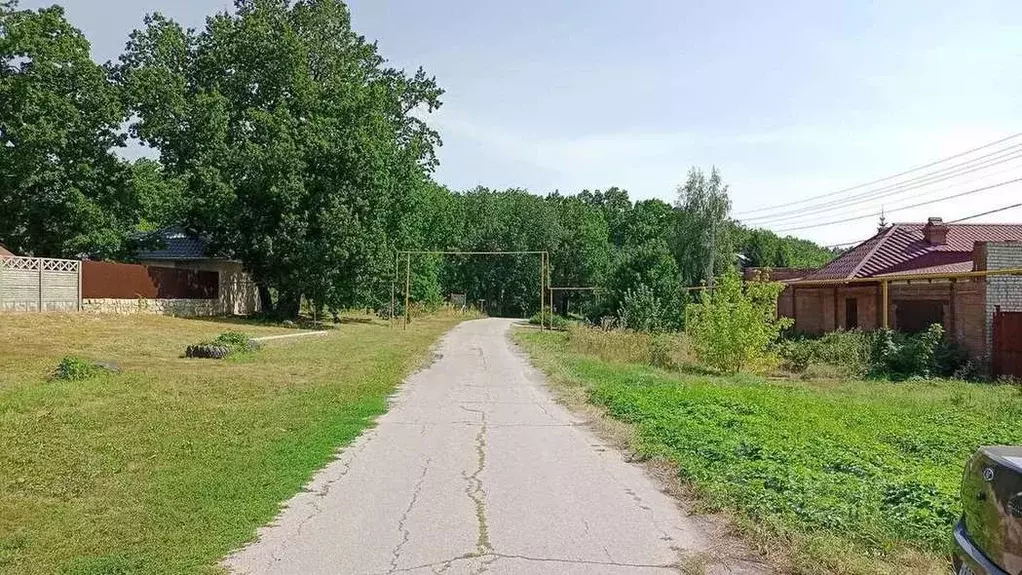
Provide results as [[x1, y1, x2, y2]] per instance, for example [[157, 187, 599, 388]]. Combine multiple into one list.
[[257, 284, 274, 316]]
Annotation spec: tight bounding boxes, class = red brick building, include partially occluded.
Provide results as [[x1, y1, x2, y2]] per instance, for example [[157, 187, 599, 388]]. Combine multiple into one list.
[[774, 218, 1022, 373]]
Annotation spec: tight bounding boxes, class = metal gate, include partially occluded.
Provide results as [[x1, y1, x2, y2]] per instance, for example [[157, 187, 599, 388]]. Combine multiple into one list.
[[993, 309, 1022, 378]]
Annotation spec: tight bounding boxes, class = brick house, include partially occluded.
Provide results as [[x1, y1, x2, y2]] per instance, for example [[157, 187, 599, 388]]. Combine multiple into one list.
[[775, 218, 1022, 374]]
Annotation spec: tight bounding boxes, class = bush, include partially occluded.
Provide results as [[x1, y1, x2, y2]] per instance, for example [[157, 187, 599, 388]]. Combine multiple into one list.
[[777, 330, 871, 377], [686, 270, 791, 373], [528, 310, 568, 330], [52, 356, 102, 381], [617, 284, 670, 333]]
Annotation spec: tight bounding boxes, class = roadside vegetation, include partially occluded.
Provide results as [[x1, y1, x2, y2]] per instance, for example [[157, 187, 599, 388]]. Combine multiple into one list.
[[516, 326, 1021, 574], [0, 312, 465, 575]]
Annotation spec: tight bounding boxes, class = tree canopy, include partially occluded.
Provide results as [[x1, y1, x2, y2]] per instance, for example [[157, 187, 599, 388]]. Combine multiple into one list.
[[0, 0, 838, 320]]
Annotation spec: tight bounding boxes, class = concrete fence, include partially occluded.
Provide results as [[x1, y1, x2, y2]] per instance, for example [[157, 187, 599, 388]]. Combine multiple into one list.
[[0, 256, 81, 312]]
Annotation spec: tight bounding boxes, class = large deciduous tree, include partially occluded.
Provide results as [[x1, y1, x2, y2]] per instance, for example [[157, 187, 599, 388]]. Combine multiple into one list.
[[115, 0, 442, 317], [0, 2, 136, 258]]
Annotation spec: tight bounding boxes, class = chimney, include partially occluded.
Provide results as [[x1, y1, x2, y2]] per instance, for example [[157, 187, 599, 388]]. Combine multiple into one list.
[[923, 217, 948, 245]]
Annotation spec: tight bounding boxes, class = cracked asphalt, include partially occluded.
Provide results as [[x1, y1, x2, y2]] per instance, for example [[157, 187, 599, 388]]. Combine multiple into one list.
[[225, 318, 745, 574]]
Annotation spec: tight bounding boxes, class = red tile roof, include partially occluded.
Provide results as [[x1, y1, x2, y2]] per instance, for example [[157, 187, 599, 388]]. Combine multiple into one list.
[[803, 223, 1022, 281]]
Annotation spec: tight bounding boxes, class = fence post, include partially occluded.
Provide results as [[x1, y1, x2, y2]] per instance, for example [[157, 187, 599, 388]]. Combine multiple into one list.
[[38, 258, 44, 312], [77, 261, 83, 311]]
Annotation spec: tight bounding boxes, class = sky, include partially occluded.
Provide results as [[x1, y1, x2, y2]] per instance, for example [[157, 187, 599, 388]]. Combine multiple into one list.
[[23, 0, 1022, 245]]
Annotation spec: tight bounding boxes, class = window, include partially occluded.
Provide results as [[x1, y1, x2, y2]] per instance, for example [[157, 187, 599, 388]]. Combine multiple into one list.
[[845, 298, 858, 330], [894, 300, 944, 333]]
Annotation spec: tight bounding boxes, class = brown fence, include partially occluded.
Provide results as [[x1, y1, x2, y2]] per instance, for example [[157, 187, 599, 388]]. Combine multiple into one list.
[[82, 261, 219, 300]]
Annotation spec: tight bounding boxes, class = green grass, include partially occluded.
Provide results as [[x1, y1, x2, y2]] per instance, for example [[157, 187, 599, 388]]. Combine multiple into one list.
[[0, 312, 465, 575], [515, 328, 1022, 575]]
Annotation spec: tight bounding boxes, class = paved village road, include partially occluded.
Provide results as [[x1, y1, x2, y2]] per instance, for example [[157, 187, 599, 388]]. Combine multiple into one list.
[[225, 318, 751, 575]]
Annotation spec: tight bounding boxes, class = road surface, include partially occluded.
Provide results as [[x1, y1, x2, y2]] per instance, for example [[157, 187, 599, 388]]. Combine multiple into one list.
[[225, 318, 754, 574]]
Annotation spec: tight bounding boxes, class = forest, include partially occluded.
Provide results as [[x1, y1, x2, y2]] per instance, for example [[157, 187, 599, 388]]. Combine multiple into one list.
[[0, 0, 838, 320]]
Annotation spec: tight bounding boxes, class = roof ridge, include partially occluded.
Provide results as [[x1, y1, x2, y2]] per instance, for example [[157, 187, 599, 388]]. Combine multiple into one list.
[[847, 224, 899, 279]]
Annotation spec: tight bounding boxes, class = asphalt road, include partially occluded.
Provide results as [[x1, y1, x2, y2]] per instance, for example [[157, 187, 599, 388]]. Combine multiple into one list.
[[225, 318, 750, 574]]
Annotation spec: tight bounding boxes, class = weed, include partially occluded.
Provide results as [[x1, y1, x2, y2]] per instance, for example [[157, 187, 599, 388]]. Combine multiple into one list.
[[50, 356, 102, 381]]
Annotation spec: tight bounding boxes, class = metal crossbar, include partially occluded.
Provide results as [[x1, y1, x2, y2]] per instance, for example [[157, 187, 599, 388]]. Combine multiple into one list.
[[392, 250, 550, 329]]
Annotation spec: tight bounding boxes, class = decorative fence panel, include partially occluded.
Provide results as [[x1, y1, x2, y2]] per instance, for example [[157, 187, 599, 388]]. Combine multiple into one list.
[[0, 256, 81, 312]]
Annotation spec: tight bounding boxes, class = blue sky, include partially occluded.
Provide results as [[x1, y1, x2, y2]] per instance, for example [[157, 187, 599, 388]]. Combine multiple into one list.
[[26, 0, 1022, 244]]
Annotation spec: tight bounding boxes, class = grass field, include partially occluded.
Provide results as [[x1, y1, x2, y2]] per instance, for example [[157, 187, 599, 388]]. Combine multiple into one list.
[[515, 328, 1022, 575], [0, 312, 464, 575]]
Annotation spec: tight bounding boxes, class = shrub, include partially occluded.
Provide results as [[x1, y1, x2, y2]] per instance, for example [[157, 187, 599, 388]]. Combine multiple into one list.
[[617, 284, 670, 333], [528, 311, 568, 330], [686, 270, 792, 373], [648, 334, 677, 370], [52, 356, 102, 381], [777, 330, 871, 376]]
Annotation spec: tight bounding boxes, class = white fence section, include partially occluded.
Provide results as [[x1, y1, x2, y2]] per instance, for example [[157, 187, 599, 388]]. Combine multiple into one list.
[[0, 256, 81, 312]]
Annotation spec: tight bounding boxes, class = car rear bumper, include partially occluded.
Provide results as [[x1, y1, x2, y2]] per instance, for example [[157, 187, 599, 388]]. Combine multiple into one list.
[[954, 519, 1008, 575]]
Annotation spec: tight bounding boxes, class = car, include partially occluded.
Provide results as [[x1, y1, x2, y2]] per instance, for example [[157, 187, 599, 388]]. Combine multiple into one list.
[[953, 446, 1022, 575]]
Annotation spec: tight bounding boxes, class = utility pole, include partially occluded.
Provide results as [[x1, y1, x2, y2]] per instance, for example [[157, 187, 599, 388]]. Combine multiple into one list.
[[404, 252, 411, 330]]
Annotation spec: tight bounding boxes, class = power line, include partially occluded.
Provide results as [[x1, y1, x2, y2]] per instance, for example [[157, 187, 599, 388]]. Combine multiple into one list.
[[743, 156, 1022, 227], [814, 202, 1022, 249], [740, 144, 1022, 224], [734, 132, 1022, 217], [949, 203, 1022, 223], [770, 177, 1022, 233]]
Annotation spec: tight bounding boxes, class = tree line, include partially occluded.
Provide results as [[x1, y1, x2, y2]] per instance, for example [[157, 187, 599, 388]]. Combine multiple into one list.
[[0, 0, 837, 320]]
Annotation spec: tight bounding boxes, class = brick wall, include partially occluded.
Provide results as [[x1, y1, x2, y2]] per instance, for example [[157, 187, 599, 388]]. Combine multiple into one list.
[[982, 241, 1022, 358], [790, 285, 880, 334]]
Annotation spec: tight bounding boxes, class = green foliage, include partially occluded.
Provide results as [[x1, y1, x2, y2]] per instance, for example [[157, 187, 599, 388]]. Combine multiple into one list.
[[116, 0, 443, 317], [867, 324, 951, 380], [674, 167, 733, 287], [0, 3, 140, 258], [51, 356, 101, 381], [735, 226, 839, 269], [528, 310, 568, 330], [617, 284, 669, 333], [776, 330, 871, 376], [602, 240, 683, 329], [187, 331, 257, 359], [777, 324, 974, 380], [686, 271, 792, 373], [516, 329, 1022, 569]]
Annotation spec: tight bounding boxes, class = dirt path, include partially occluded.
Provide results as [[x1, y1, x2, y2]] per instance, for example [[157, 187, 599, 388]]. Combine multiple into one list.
[[225, 318, 762, 574]]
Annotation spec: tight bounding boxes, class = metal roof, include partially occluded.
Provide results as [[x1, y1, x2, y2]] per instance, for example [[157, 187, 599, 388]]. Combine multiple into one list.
[[134, 227, 210, 261], [803, 222, 1022, 281]]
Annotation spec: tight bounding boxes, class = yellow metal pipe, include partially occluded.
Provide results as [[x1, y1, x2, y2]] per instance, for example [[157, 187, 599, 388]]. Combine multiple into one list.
[[404, 252, 411, 330], [788, 266, 1022, 287]]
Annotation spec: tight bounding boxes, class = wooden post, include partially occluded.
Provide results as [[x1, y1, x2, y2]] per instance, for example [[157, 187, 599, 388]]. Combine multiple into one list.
[[404, 252, 411, 330], [881, 280, 889, 328]]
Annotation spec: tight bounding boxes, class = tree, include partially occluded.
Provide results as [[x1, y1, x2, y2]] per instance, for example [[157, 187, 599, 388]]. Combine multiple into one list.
[[602, 239, 683, 329], [685, 270, 792, 373], [548, 195, 611, 315], [674, 167, 733, 287], [0, 2, 137, 258], [115, 0, 443, 317]]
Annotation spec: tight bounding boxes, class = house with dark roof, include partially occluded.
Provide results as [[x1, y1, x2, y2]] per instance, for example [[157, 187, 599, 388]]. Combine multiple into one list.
[[779, 217, 1022, 375], [132, 227, 260, 315]]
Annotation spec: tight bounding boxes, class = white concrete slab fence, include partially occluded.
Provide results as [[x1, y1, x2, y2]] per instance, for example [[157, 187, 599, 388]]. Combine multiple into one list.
[[0, 256, 82, 312]]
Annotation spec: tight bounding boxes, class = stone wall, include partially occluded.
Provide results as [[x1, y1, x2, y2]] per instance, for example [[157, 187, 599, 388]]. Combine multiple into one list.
[[81, 298, 226, 316]]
